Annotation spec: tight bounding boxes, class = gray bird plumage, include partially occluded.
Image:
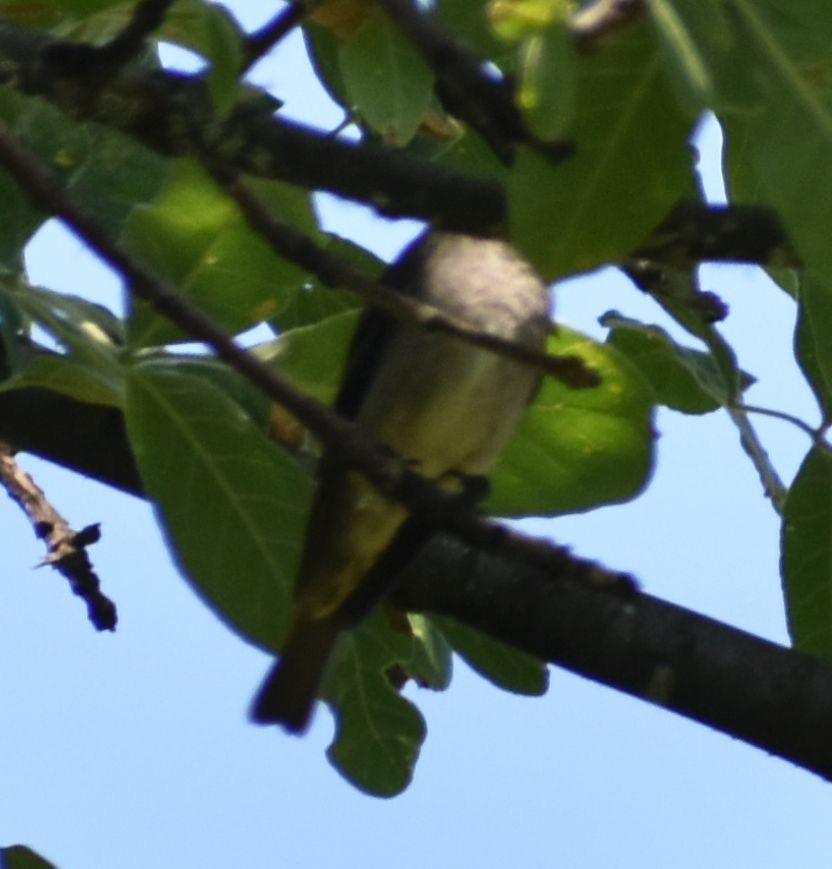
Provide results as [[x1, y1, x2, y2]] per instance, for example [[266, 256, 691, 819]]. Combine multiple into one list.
[[251, 232, 552, 732]]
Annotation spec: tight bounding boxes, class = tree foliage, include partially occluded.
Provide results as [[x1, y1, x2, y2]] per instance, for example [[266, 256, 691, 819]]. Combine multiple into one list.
[[0, 0, 831, 811]]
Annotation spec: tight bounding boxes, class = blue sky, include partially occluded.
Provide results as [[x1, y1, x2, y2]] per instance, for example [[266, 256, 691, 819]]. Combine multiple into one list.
[[2, 3, 832, 867]]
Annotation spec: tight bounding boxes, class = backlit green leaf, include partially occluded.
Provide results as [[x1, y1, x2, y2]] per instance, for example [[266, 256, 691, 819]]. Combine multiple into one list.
[[489, 326, 655, 517], [123, 161, 317, 346]]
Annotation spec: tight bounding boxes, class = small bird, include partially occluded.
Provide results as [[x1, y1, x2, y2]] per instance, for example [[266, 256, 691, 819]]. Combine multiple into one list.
[[251, 232, 552, 732]]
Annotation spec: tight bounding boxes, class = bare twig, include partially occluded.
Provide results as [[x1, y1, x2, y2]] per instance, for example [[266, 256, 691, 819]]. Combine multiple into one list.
[[624, 259, 789, 513], [727, 406, 787, 512], [739, 403, 827, 442], [0, 442, 116, 630], [0, 120, 631, 598], [242, 3, 306, 74], [205, 163, 599, 389]]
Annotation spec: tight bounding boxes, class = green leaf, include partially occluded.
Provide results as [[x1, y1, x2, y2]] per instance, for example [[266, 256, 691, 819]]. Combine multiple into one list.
[[796, 274, 832, 425], [432, 614, 548, 696], [404, 613, 453, 690], [0, 288, 27, 377], [0, 0, 122, 27], [162, 0, 245, 116], [325, 612, 427, 797], [256, 310, 358, 405], [517, 22, 577, 141], [122, 161, 318, 346], [1, 282, 125, 405], [659, 0, 832, 282], [0, 89, 88, 270], [488, 326, 656, 517], [269, 234, 377, 332], [646, 0, 719, 108], [434, 0, 513, 65], [125, 361, 313, 650], [509, 21, 694, 279], [0, 87, 169, 258], [304, 22, 352, 112], [340, 9, 435, 144], [487, 0, 572, 42], [2, 845, 58, 869], [139, 353, 274, 431], [1, 353, 123, 406], [602, 312, 753, 413], [67, 127, 170, 233], [781, 446, 832, 658]]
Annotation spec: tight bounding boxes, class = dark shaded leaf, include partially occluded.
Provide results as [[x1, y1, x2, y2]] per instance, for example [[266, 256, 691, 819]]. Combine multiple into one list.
[[432, 614, 548, 696], [125, 361, 312, 650]]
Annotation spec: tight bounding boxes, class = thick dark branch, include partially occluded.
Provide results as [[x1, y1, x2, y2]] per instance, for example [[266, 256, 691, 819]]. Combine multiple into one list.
[[0, 19, 798, 259], [0, 441, 116, 630], [1, 384, 830, 778], [636, 201, 795, 268], [0, 20, 504, 232], [0, 388, 141, 494], [395, 534, 832, 782]]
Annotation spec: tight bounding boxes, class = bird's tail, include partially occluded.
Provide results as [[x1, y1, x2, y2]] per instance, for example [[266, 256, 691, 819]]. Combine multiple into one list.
[[250, 614, 340, 733]]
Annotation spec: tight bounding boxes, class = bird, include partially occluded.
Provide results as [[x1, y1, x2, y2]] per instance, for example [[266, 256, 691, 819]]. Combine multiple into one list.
[[251, 231, 552, 732]]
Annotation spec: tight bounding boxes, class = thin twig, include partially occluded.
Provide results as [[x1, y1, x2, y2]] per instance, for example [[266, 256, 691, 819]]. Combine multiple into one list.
[[242, 2, 306, 74], [727, 408, 787, 512], [0, 441, 116, 630], [625, 259, 789, 513], [0, 119, 631, 598], [206, 163, 598, 389], [738, 403, 825, 442]]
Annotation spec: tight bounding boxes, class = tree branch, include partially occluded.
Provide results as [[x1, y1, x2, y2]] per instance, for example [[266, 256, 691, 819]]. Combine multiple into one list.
[[0, 19, 798, 261], [394, 534, 832, 783], [1, 370, 830, 780], [0, 440, 116, 630], [5, 377, 826, 779], [242, 3, 306, 74]]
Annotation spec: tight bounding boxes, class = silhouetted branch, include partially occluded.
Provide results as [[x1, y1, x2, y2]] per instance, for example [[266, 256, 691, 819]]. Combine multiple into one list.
[[395, 533, 832, 783], [0, 19, 800, 261], [243, 2, 306, 73], [0, 441, 116, 630]]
